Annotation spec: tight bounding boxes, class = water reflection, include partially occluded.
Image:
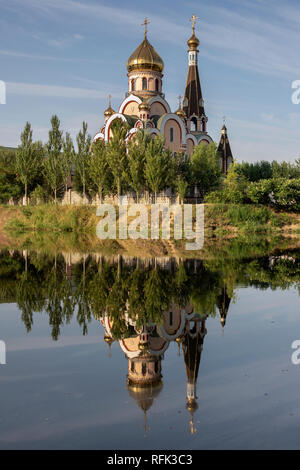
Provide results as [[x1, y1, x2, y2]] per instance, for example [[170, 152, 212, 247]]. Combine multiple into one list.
[[1, 249, 300, 436]]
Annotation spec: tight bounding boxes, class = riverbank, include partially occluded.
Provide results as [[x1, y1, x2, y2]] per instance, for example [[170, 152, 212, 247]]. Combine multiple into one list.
[[1, 203, 300, 258]]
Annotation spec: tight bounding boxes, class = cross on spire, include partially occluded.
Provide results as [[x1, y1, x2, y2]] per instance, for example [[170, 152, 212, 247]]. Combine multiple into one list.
[[190, 14, 199, 34], [108, 94, 112, 107], [178, 95, 182, 109], [223, 115, 226, 125], [142, 18, 150, 38]]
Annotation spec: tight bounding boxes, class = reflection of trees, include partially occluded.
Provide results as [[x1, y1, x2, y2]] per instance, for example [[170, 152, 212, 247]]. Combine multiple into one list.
[[2, 249, 300, 339]]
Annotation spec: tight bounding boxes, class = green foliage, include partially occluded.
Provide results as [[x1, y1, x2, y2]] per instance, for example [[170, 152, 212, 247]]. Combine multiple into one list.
[[15, 123, 43, 204], [247, 178, 300, 211], [144, 134, 171, 202], [74, 122, 92, 200], [191, 142, 222, 199], [61, 132, 74, 192], [87, 139, 111, 202], [0, 149, 22, 203], [126, 130, 150, 201], [106, 118, 129, 198], [43, 115, 64, 203]]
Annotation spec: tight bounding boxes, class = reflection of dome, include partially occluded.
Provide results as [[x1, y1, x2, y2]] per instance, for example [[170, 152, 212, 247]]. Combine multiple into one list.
[[127, 36, 164, 73], [127, 381, 163, 412], [104, 333, 114, 346], [187, 34, 200, 51]]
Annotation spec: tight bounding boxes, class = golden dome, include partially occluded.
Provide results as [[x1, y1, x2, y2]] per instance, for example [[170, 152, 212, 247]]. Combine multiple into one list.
[[175, 96, 186, 120], [127, 36, 164, 73], [104, 95, 115, 118], [187, 34, 200, 51], [104, 105, 115, 118]]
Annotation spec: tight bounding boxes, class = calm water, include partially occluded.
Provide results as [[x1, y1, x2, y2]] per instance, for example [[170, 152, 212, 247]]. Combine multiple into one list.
[[1, 249, 300, 449]]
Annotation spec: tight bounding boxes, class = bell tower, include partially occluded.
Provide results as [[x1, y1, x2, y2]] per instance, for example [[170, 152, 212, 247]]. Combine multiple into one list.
[[183, 15, 208, 135]]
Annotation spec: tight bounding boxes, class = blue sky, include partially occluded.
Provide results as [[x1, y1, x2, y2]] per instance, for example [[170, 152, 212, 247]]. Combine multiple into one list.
[[0, 0, 300, 162]]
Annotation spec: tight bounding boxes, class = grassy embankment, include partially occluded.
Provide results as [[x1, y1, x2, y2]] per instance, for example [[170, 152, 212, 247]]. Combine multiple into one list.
[[1, 203, 300, 257]]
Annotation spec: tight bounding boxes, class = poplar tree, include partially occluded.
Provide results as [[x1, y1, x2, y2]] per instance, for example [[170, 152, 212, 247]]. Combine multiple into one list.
[[106, 118, 128, 198], [43, 115, 64, 204], [191, 142, 222, 199], [75, 122, 91, 201], [127, 130, 150, 202], [15, 122, 42, 205], [61, 132, 74, 195], [88, 139, 109, 203], [144, 135, 170, 203]]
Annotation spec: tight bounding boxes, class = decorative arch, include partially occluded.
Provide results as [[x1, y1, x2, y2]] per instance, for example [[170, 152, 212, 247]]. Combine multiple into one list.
[[104, 113, 127, 142], [186, 134, 198, 146], [148, 95, 171, 114], [157, 113, 186, 145], [92, 132, 105, 143], [118, 94, 142, 114]]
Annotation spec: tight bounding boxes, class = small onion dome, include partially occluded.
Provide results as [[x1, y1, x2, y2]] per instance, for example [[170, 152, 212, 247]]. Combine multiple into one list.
[[104, 105, 115, 118], [127, 36, 164, 73], [176, 107, 186, 120], [138, 100, 150, 112], [187, 33, 200, 51]]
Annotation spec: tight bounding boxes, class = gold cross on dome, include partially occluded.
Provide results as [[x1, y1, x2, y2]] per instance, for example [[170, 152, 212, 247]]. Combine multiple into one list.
[[108, 94, 112, 107], [190, 14, 199, 34], [142, 18, 150, 37], [178, 95, 182, 109]]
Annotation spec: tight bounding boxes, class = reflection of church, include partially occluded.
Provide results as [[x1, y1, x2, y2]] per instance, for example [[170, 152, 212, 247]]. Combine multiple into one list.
[[96, 304, 210, 435], [93, 16, 233, 167]]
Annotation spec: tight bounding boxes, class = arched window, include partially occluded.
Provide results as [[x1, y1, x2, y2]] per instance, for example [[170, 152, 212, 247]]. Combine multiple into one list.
[[142, 78, 147, 90], [131, 362, 135, 372], [155, 362, 159, 373], [170, 127, 174, 142], [142, 363, 147, 376], [190, 117, 197, 132], [131, 79, 135, 91], [155, 79, 159, 92], [169, 311, 173, 326]]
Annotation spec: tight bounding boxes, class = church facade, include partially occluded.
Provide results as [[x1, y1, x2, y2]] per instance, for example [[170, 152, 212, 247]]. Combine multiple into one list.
[[93, 17, 233, 165]]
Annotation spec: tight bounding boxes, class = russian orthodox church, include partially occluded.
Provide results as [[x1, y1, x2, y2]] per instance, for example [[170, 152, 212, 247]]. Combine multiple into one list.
[[93, 16, 234, 165]]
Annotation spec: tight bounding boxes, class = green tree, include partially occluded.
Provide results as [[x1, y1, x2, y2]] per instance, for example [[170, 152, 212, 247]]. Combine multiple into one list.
[[75, 122, 92, 201], [15, 123, 43, 205], [144, 135, 170, 203], [88, 139, 110, 203], [106, 118, 128, 198], [43, 115, 64, 204], [0, 149, 22, 203], [191, 142, 222, 199], [127, 130, 150, 202], [61, 132, 74, 196]]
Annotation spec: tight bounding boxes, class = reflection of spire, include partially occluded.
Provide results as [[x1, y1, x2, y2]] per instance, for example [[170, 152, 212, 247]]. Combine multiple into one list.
[[187, 399, 198, 435], [216, 286, 231, 329], [182, 317, 207, 434]]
